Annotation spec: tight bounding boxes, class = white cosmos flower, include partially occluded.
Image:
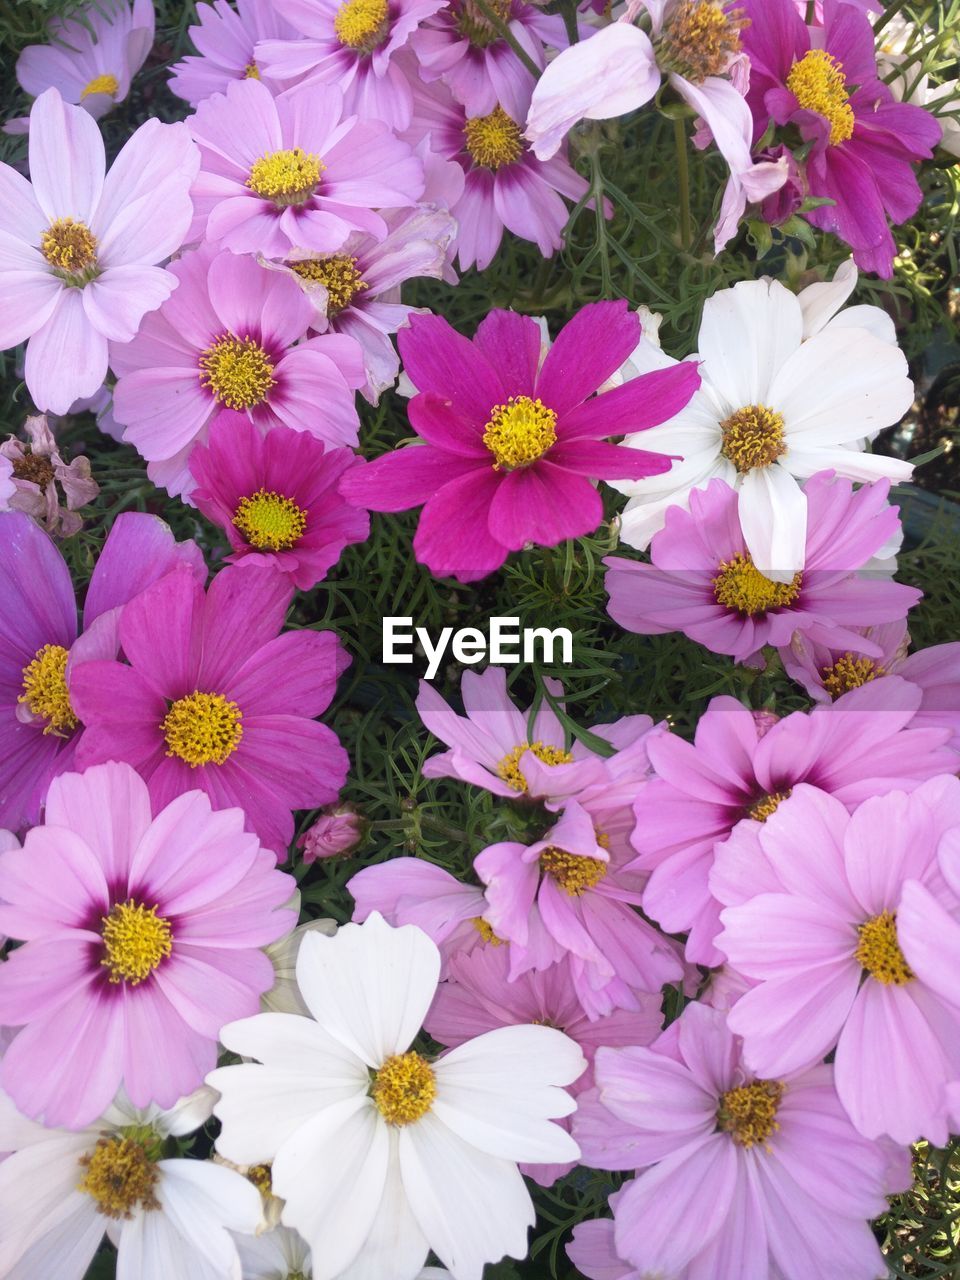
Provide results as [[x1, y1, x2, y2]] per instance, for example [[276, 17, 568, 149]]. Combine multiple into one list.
[[236, 1223, 452, 1280], [208, 912, 586, 1280], [0, 1084, 261, 1280], [611, 262, 915, 577]]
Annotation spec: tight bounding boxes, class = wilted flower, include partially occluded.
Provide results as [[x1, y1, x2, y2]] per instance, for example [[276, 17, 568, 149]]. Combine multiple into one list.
[[0, 414, 98, 535]]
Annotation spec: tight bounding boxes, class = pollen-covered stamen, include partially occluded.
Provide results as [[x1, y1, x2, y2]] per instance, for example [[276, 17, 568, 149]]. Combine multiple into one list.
[[497, 740, 573, 792], [78, 1136, 160, 1218], [464, 106, 524, 170], [821, 653, 883, 699], [659, 1, 747, 83], [334, 0, 390, 51], [40, 217, 99, 276], [713, 554, 802, 617], [81, 72, 120, 99], [717, 1079, 784, 1148], [101, 900, 173, 986], [19, 643, 78, 735], [199, 334, 276, 410], [161, 691, 243, 766], [244, 61, 261, 78], [12, 450, 56, 490], [290, 255, 368, 316], [233, 488, 308, 551], [786, 49, 855, 146], [246, 1164, 273, 1196], [455, 0, 512, 47], [472, 916, 505, 945], [856, 911, 914, 986], [748, 789, 792, 822], [539, 846, 607, 896], [483, 395, 558, 469], [247, 148, 324, 206], [720, 404, 787, 473], [371, 1051, 437, 1125]]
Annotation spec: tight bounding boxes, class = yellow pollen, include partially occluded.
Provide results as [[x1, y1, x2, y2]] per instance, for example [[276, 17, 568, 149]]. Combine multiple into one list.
[[856, 911, 914, 986], [19, 644, 78, 735], [162, 690, 243, 767], [233, 489, 308, 551], [290, 254, 367, 316], [539, 846, 607, 896], [101, 900, 173, 986], [199, 335, 275, 410], [717, 1079, 784, 1148], [334, 0, 389, 50], [81, 72, 120, 99], [371, 1051, 436, 1125], [78, 1137, 160, 1218], [786, 50, 855, 146], [40, 217, 98, 274], [713, 554, 802, 617], [247, 148, 324, 206], [720, 404, 787, 473], [661, 1, 747, 83], [456, 0, 512, 46], [472, 916, 505, 945], [246, 1163, 273, 1195], [464, 106, 524, 170], [244, 61, 260, 78], [748, 789, 792, 822], [483, 395, 557, 469], [821, 653, 883, 699], [497, 740, 573, 793]]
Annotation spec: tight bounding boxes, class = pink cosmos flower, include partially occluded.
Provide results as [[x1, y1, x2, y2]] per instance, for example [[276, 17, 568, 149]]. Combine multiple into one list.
[[188, 412, 370, 589], [70, 564, 351, 856], [0, 89, 199, 415], [298, 805, 365, 861], [168, 0, 299, 105], [604, 473, 919, 663], [475, 801, 685, 1018], [188, 77, 424, 258], [717, 778, 960, 1144], [0, 510, 204, 832], [572, 1002, 911, 1280], [0, 413, 99, 536], [740, 0, 942, 276], [110, 244, 365, 497], [0, 761, 297, 1129], [339, 304, 697, 581], [630, 681, 957, 966], [255, 0, 448, 129]]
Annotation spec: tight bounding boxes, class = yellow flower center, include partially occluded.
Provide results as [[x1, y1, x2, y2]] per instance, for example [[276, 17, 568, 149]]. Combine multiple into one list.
[[19, 644, 78, 735], [464, 106, 524, 170], [456, 0, 512, 47], [472, 916, 505, 945], [720, 404, 787, 473], [233, 489, 308, 551], [748, 789, 792, 822], [81, 72, 120, 99], [334, 0, 390, 51], [40, 217, 99, 276], [660, 1, 747, 83], [247, 148, 324, 206], [244, 61, 261, 78], [717, 1079, 784, 1148], [821, 653, 883, 699], [483, 395, 557, 470], [161, 690, 243, 767], [78, 1136, 160, 1218], [497, 740, 573, 792], [101, 900, 173, 986], [199, 335, 276, 410], [786, 49, 856, 146], [712, 554, 802, 617], [12, 450, 56, 490], [856, 911, 914, 986], [246, 1163, 273, 1195], [371, 1051, 436, 1125], [290, 254, 368, 316], [539, 846, 607, 896]]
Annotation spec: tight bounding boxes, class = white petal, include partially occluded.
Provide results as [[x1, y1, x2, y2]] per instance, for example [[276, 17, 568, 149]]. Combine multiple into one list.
[[156, 1159, 261, 1273], [737, 465, 808, 579], [0, 1136, 94, 1273], [697, 279, 802, 408], [236, 1225, 311, 1280], [28, 89, 105, 223], [6, 1198, 103, 1280], [335, 1128, 430, 1280], [786, 446, 914, 484], [155, 1085, 219, 1138], [798, 259, 858, 338], [24, 288, 108, 415], [117, 1207, 226, 1280]]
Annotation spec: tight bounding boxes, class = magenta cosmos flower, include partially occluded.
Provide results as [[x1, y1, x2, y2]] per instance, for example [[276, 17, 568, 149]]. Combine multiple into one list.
[[111, 244, 365, 497], [70, 564, 351, 856], [740, 0, 942, 276], [188, 412, 370, 589], [188, 77, 424, 258], [0, 510, 203, 832], [168, 0, 298, 105], [0, 89, 198, 415], [605, 473, 919, 663], [717, 778, 960, 1145], [340, 304, 698, 581], [572, 1002, 910, 1280], [0, 760, 296, 1128], [630, 681, 957, 967], [255, 0, 448, 129]]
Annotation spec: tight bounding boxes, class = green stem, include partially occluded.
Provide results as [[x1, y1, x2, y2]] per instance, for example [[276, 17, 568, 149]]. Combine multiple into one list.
[[471, 0, 542, 79], [419, 813, 471, 844], [673, 116, 692, 250], [873, 0, 914, 34], [561, 0, 581, 46], [588, 130, 615, 298]]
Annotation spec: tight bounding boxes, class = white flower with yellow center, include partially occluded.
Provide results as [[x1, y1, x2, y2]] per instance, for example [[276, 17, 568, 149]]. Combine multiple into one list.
[[209, 912, 585, 1280]]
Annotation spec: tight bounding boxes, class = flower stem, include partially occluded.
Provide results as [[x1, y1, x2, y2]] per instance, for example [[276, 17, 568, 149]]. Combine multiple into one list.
[[673, 116, 692, 250], [873, 0, 913, 34], [470, 0, 542, 79], [561, 0, 580, 46]]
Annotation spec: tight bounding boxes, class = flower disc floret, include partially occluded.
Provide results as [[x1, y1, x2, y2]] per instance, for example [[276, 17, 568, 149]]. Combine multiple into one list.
[[464, 107, 524, 170], [233, 489, 308, 551], [822, 653, 883, 698], [713, 554, 802, 617], [40, 217, 99, 278], [334, 0, 390, 51], [856, 911, 914, 986], [786, 50, 855, 146], [161, 691, 243, 767], [247, 148, 325, 206], [19, 643, 78, 734], [81, 73, 120, 100], [483, 395, 558, 469], [660, 0, 746, 83], [497, 740, 573, 791], [748, 789, 792, 822], [455, 0, 512, 47], [199, 335, 276, 410], [78, 1136, 160, 1218], [472, 916, 505, 945], [717, 1079, 784, 1148], [720, 403, 787, 472], [539, 846, 607, 896], [291, 255, 368, 315], [100, 900, 173, 986], [371, 1051, 437, 1125]]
